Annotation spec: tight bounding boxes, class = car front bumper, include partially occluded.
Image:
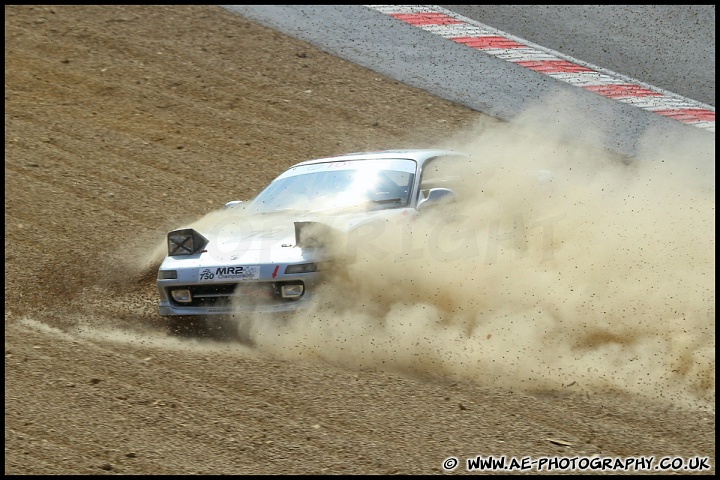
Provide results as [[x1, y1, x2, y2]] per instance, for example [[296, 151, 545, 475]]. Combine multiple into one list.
[[157, 290, 316, 316]]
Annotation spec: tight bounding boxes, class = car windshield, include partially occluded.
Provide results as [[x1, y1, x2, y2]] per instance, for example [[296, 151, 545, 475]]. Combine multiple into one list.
[[249, 158, 417, 214]]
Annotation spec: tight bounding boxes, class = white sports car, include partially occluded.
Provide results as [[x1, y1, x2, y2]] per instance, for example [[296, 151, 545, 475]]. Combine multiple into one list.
[[156, 149, 465, 332]]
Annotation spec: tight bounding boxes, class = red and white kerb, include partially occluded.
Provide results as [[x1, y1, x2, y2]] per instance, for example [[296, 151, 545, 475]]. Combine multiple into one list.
[[366, 5, 715, 133]]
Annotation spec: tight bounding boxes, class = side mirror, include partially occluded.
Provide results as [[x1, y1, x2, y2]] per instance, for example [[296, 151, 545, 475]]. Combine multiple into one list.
[[417, 188, 456, 212], [224, 200, 244, 210]]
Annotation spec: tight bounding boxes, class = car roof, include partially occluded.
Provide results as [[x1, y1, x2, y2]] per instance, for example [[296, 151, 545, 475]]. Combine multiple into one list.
[[291, 149, 468, 168]]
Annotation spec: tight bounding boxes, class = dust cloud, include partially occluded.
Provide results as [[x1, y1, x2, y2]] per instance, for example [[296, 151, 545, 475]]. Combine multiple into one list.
[[240, 111, 715, 412]]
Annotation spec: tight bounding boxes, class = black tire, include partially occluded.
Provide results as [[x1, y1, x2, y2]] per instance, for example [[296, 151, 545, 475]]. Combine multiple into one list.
[[167, 315, 257, 345], [167, 315, 210, 338], [204, 316, 240, 341]]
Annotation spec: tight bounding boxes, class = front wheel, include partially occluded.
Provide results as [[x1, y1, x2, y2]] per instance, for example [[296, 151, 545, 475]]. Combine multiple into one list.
[[167, 315, 239, 341], [167, 315, 210, 337]]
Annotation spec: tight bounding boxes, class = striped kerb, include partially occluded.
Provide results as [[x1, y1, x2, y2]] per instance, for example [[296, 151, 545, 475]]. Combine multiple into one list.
[[366, 5, 715, 133]]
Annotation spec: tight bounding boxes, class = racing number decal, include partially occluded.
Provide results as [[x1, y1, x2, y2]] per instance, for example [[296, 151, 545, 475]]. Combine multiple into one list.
[[199, 268, 215, 280], [198, 266, 260, 282]]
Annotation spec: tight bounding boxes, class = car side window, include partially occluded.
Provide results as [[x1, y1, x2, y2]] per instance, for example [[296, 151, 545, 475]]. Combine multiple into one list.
[[418, 155, 468, 200]]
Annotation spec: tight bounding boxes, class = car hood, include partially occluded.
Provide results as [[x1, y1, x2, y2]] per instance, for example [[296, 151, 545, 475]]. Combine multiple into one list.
[[163, 207, 412, 267]]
